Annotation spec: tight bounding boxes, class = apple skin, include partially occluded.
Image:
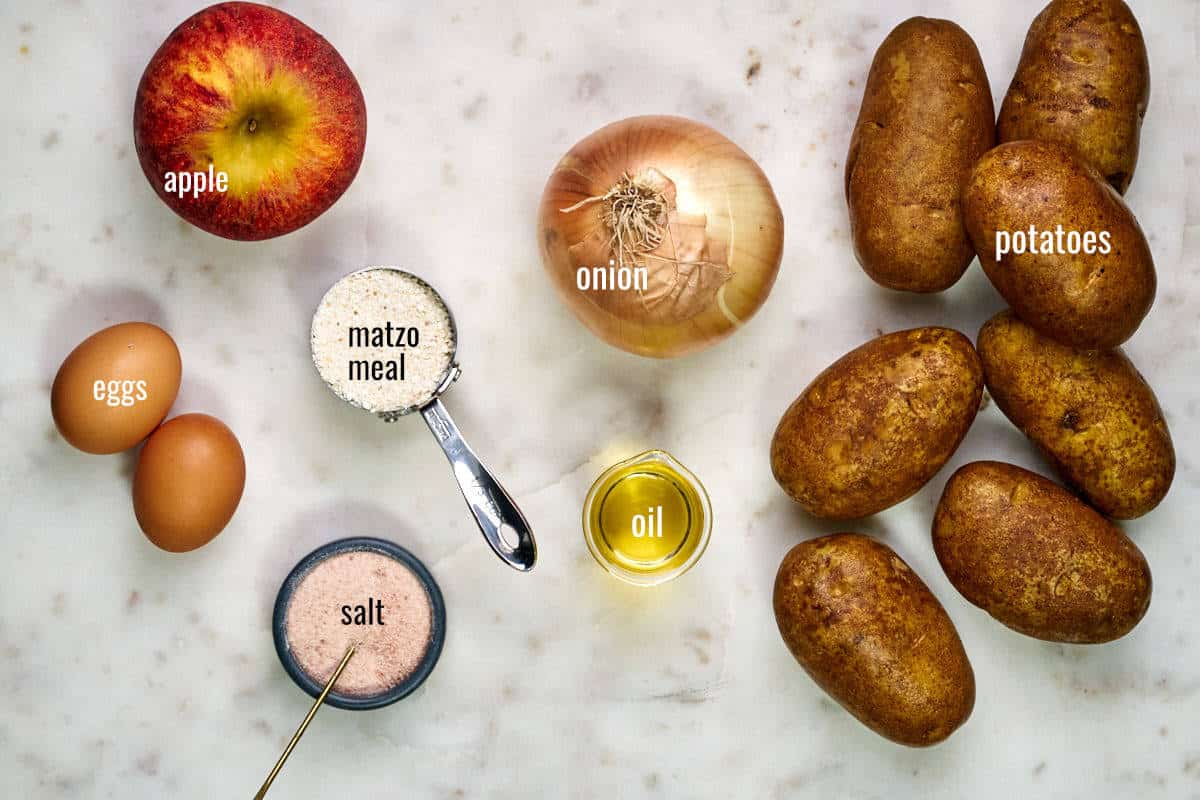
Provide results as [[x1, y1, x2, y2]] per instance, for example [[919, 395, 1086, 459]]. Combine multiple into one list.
[[134, 2, 367, 241]]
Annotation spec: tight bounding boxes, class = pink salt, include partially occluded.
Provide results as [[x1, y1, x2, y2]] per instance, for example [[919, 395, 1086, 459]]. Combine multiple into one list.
[[284, 550, 433, 697]]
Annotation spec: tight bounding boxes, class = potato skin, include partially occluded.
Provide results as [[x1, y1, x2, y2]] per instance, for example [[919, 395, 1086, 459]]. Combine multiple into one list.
[[977, 310, 1174, 518], [774, 533, 975, 746], [963, 140, 1155, 349], [934, 461, 1152, 643], [770, 327, 983, 519], [998, 0, 1149, 194], [845, 17, 995, 292]]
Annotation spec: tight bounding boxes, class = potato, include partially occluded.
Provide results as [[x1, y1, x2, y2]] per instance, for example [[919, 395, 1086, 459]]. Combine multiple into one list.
[[845, 17, 995, 293], [774, 533, 975, 746], [977, 310, 1174, 518], [771, 327, 983, 519], [934, 461, 1152, 643], [998, 0, 1149, 194], [962, 140, 1155, 349]]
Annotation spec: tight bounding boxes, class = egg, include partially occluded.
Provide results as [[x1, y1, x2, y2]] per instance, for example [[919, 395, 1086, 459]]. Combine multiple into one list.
[[133, 413, 246, 552], [51, 322, 182, 454]]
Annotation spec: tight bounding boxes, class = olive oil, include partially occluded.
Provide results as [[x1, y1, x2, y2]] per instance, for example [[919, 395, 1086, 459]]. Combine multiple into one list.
[[583, 450, 712, 586]]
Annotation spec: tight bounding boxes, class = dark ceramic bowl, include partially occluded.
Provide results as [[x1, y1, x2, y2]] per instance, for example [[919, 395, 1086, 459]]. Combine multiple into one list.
[[272, 537, 446, 710]]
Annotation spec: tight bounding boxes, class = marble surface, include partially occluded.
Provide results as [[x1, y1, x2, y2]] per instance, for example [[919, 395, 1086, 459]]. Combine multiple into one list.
[[2, 0, 1199, 797]]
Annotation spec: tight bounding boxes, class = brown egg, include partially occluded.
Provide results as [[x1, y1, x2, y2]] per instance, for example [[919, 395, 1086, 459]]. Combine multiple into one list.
[[133, 414, 245, 552], [51, 322, 182, 454]]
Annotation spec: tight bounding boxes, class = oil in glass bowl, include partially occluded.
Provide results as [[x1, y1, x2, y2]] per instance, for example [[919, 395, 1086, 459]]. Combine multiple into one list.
[[583, 450, 711, 586]]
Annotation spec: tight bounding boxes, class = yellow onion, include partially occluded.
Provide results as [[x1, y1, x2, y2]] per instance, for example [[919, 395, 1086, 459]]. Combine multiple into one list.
[[538, 116, 784, 358]]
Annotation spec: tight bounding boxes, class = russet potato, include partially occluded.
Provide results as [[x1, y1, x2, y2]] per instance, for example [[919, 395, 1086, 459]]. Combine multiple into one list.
[[934, 461, 1152, 643], [963, 141, 1155, 349], [977, 310, 1174, 519], [771, 327, 983, 519], [846, 17, 995, 292], [774, 533, 975, 746], [998, 0, 1149, 194]]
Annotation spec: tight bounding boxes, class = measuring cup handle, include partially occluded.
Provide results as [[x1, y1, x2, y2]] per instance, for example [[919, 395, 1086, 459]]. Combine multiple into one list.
[[420, 399, 537, 572]]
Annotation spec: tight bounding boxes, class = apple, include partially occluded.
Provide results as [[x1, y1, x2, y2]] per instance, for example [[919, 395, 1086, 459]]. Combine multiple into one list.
[[134, 2, 367, 240]]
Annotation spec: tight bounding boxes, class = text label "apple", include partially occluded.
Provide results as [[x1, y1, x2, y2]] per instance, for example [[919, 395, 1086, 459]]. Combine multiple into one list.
[[163, 166, 229, 199]]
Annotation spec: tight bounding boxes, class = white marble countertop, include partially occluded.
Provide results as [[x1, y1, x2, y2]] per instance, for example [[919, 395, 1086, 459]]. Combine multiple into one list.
[[2, 0, 1198, 797]]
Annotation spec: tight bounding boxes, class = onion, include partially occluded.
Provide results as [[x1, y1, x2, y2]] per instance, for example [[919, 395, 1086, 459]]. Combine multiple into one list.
[[538, 116, 785, 358]]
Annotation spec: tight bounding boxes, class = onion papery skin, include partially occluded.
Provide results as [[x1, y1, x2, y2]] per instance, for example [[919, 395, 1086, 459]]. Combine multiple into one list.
[[538, 116, 785, 359]]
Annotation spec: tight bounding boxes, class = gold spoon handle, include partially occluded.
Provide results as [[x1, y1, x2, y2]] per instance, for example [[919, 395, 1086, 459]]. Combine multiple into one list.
[[254, 643, 356, 799]]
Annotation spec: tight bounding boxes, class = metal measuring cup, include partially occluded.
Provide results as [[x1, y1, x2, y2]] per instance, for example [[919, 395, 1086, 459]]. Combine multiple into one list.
[[310, 267, 536, 572]]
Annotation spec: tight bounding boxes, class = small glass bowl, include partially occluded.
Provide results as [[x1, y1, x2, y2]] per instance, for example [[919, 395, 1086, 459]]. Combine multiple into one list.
[[582, 449, 712, 587]]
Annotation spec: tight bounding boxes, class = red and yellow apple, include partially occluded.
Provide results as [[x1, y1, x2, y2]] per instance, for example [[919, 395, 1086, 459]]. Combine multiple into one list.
[[134, 2, 367, 240]]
